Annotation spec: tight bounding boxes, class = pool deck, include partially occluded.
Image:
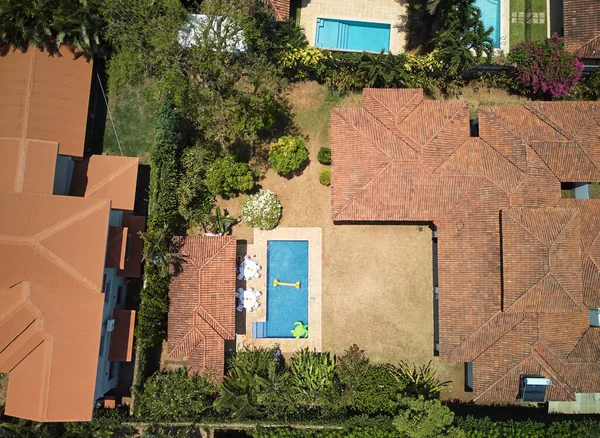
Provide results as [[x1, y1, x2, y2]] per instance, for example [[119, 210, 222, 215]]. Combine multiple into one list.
[[236, 227, 322, 354], [299, 0, 406, 54]]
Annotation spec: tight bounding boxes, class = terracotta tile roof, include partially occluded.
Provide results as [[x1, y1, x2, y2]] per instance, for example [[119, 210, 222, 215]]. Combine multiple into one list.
[[70, 155, 140, 211], [0, 47, 93, 156], [108, 309, 136, 362], [0, 138, 59, 194], [331, 88, 600, 403], [106, 226, 128, 270], [0, 193, 110, 421], [117, 213, 145, 279], [262, 0, 289, 21], [563, 0, 600, 59], [167, 236, 236, 377]]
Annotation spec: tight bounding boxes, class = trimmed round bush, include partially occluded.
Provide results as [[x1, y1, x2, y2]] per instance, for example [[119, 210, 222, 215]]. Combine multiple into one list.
[[205, 155, 255, 198], [268, 135, 309, 176], [242, 190, 282, 230], [317, 147, 331, 165], [319, 168, 331, 186]]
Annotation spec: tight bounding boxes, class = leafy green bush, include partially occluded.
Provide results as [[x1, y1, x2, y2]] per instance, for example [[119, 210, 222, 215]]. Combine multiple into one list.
[[319, 168, 331, 186], [317, 147, 331, 165], [135, 368, 219, 422], [337, 345, 404, 416], [572, 68, 600, 100], [290, 349, 336, 407], [391, 361, 450, 400], [268, 135, 309, 176], [392, 397, 456, 438], [281, 45, 333, 79], [241, 189, 282, 230], [205, 155, 256, 197], [136, 103, 184, 349]]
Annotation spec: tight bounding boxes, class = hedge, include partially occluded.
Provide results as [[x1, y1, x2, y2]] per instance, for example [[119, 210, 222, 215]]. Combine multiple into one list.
[[135, 103, 184, 350]]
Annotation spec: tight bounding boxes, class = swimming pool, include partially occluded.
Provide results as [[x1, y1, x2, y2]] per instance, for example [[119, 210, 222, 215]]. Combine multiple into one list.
[[475, 0, 501, 48], [262, 240, 309, 338], [315, 18, 391, 53]]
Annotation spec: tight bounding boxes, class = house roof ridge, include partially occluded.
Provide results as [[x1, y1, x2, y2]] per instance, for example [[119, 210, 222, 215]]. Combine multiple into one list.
[[334, 108, 397, 160], [445, 311, 528, 362], [472, 353, 532, 402], [332, 162, 392, 221], [531, 342, 575, 399], [196, 304, 235, 340], [417, 101, 468, 152], [524, 102, 577, 140], [84, 158, 138, 199]]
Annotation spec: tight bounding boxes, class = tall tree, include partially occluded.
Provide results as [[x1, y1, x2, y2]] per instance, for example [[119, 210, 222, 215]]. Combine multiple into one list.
[[432, 0, 494, 74], [0, 0, 103, 55]]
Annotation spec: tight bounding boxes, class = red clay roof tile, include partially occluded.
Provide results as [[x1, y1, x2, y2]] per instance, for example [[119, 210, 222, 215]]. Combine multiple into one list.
[[167, 236, 236, 377], [331, 88, 600, 403]]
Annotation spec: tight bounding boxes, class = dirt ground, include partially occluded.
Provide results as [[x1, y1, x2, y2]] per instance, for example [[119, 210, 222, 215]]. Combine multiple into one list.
[[220, 82, 470, 400]]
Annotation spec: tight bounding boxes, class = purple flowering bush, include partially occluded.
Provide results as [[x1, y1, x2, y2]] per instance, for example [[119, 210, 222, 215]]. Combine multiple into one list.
[[508, 34, 584, 99]]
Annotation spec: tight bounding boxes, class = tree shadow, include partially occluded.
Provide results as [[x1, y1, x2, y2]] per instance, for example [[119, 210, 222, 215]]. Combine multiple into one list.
[[396, 0, 436, 53]]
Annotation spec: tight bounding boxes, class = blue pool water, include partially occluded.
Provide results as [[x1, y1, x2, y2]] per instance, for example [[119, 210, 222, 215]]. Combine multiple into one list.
[[315, 18, 391, 53], [264, 240, 309, 338], [475, 0, 501, 48]]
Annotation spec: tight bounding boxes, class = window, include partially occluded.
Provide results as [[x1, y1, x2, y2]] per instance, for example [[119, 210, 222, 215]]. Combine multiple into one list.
[[116, 286, 124, 305], [101, 274, 107, 293], [99, 334, 105, 357], [590, 309, 600, 327], [125, 234, 132, 262], [104, 280, 112, 303], [109, 361, 116, 380]]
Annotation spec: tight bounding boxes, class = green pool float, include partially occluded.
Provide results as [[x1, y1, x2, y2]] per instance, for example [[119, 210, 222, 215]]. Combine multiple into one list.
[[291, 321, 308, 339]]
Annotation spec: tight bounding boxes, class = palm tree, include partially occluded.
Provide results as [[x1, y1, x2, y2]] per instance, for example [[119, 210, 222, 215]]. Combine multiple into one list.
[[207, 206, 235, 235], [0, 0, 103, 55], [139, 225, 184, 277]]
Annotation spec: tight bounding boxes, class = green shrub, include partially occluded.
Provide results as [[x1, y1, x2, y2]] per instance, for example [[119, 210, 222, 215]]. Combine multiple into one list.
[[268, 135, 309, 176], [135, 368, 219, 422], [280, 45, 333, 79], [337, 345, 403, 416], [289, 349, 336, 407], [205, 155, 256, 197], [135, 103, 184, 349], [241, 189, 282, 230], [392, 396, 455, 438], [317, 147, 331, 165], [319, 168, 331, 186], [391, 361, 450, 400]]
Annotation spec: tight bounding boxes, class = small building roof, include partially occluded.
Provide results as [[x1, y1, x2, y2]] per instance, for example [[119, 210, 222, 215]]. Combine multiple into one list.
[[0, 193, 110, 422], [0, 47, 93, 157], [563, 0, 600, 59], [262, 0, 290, 21], [70, 155, 140, 211], [331, 88, 600, 403], [167, 236, 236, 376]]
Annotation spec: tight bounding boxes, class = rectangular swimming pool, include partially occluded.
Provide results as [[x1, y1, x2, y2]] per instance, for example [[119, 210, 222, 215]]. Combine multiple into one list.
[[264, 240, 309, 338], [315, 18, 391, 53], [475, 0, 501, 48]]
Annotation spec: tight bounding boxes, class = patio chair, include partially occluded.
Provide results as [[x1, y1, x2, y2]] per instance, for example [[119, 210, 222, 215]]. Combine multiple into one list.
[[254, 290, 262, 297], [236, 303, 244, 312]]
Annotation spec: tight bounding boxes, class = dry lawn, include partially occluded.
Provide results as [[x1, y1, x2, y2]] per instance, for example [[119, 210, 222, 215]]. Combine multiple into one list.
[[220, 82, 470, 400], [454, 84, 528, 120]]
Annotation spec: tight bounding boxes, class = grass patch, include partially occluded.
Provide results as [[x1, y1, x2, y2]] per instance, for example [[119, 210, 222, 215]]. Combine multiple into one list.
[[103, 82, 156, 164], [509, 0, 547, 47], [452, 84, 527, 120], [591, 183, 600, 199], [288, 82, 362, 148]]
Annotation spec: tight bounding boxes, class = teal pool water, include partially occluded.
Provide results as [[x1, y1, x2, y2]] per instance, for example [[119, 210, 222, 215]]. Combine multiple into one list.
[[264, 240, 309, 338], [315, 18, 391, 53], [475, 0, 501, 48]]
